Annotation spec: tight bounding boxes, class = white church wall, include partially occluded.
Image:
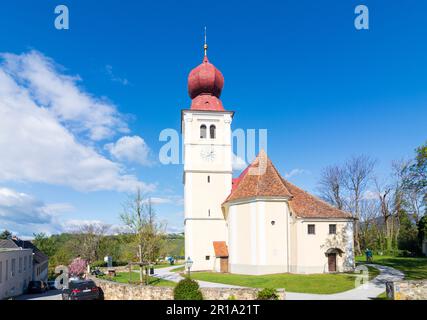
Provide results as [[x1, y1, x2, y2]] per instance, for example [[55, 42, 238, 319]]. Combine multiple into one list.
[[227, 199, 291, 275], [185, 219, 228, 271], [293, 219, 354, 274]]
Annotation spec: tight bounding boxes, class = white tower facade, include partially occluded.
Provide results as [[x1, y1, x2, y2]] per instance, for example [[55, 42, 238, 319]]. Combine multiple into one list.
[[182, 51, 233, 271], [182, 110, 233, 271]]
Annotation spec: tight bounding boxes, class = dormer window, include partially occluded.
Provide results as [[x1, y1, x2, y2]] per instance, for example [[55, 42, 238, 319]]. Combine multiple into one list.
[[210, 125, 216, 139], [200, 125, 207, 139]]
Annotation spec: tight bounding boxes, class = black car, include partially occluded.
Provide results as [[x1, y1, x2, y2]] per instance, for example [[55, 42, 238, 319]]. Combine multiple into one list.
[[62, 280, 103, 300], [28, 280, 48, 294], [47, 280, 57, 290], [90, 268, 105, 277]]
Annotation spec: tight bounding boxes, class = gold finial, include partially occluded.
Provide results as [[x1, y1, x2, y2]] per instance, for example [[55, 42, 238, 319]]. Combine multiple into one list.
[[204, 26, 208, 56]]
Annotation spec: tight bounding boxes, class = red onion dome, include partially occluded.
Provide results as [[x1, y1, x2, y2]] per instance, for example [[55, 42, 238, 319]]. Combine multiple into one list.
[[187, 55, 225, 111]]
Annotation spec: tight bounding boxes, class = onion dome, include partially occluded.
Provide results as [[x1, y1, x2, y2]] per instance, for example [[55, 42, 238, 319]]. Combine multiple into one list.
[[187, 53, 225, 111]]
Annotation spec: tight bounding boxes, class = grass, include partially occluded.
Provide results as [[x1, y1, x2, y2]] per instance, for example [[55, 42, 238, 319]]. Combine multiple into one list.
[[356, 255, 427, 280], [189, 270, 377, 294], [365, 266, 381, 280], [131, 263, 182, 271], [372, 291, 389, 300], [99, 271, 176, 287]]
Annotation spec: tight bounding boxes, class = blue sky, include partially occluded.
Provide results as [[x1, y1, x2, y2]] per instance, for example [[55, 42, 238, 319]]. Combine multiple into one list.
[[0, 0, 426, 237]]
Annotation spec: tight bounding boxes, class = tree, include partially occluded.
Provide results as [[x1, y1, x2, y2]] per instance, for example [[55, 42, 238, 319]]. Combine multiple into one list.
[[359, 198, 379, 250], [418, 215, 427, 249], [397, 209, 419, 254], [70, 223, 110, 263], [33, 233, 56, 257], [402, 143, 427, 222], [318, 155, 376, 255], [344, 155, 376, 255], [318, 165, 346, 210], [0, 230, 12, 240], [120, 189, 166, 284]]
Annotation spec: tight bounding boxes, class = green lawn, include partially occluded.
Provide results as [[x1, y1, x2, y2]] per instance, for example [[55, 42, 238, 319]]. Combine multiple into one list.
[[189, 270, 378, 294], [99, 271, 176, 287], [356, 255, 427, 280], [372, 291, 389, 300], [132, 263, 182, 271]]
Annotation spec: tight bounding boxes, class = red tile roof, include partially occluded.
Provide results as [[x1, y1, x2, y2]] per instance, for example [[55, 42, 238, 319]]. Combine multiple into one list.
[[213, 241, 229, 257], [225, 150, 292, 202], [224, 150, 352, 219]]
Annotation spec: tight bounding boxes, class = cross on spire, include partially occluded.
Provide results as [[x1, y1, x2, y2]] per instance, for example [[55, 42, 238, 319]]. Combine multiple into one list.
[[204, 26, 208, 56]]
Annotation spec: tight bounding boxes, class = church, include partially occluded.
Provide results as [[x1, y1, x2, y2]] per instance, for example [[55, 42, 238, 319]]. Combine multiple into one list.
[[182, 45, 355, 275]]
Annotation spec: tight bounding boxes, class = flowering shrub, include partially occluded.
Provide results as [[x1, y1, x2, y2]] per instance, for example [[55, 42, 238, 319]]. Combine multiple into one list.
[[68, 257, 88, 278]]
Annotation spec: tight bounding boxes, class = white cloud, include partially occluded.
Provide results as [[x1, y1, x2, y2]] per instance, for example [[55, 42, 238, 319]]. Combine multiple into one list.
[[0, 187, 66, 237], [0, 50, 154, 193], [166, 225, 184, 234], [105, 65, 129, 86], [63, 219, 111, 232], [232, 153, 247, 171], [284, 168, 310, 179], [1, 51, 129, 141], [363, 190, 379, 200], [142, 196, 184, 206], [105, 136, 151, 166]]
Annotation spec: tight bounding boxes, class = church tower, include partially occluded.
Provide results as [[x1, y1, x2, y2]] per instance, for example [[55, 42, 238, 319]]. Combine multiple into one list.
[[182, 43, 233, 271]]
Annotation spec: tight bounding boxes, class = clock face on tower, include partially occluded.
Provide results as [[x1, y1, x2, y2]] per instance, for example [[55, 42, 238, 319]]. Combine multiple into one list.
[[200, 146, 216, 162]]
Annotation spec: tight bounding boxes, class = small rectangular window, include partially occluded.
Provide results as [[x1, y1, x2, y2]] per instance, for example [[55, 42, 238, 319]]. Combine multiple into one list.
[[308, 224, 315, 235], [207, 176, 210, 183], [329, 224, 337, 235], [11, 258, 16, 277], [205, 256, 210, 261]]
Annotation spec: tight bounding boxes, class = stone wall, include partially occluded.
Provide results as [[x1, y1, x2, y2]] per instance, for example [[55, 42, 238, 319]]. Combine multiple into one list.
[[92, 277, 285, 300], [201, 287, 285, 300], [93, 277, 174, 300], [386, 280, 427, 300]]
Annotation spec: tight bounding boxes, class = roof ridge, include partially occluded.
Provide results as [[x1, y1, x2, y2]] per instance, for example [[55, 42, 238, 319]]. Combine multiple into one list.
[[280, 177, 352, 218]]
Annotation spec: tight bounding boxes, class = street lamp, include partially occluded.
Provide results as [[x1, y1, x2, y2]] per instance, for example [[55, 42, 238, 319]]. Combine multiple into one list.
[[185, 257, 193, 278]]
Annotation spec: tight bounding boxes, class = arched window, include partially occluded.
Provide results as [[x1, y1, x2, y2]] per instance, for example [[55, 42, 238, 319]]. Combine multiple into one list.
[[210, 125, 216, 139], [200, 125, 207, 139]]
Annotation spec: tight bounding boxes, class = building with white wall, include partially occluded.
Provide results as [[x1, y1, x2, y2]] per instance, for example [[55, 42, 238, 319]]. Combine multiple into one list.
[[183, 48, 355, 275], [0, 240, 33, 299]]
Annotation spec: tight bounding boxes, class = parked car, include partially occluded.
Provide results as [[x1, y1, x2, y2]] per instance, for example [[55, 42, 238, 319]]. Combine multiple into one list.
[[62, 280, 103, 300], [90, 268, 105, 276], [28, 280, 48, 294], [47, 280, 57, 290]]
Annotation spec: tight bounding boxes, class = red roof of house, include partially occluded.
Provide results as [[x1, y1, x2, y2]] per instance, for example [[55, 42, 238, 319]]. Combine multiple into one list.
[[213, 241, 229, 257], [224, 150, 352, 219]]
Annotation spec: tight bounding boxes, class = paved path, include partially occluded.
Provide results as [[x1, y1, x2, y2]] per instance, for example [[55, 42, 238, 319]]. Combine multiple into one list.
[[152, 264, 404, 299], [286, 264, 404, 300], [15, 289, 62, 300], [150, 266, 242, 288]]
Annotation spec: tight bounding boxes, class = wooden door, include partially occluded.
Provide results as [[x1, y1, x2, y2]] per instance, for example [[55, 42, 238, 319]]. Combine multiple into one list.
[[328, 253, 337, 272], [220, 258, 229, 273]]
